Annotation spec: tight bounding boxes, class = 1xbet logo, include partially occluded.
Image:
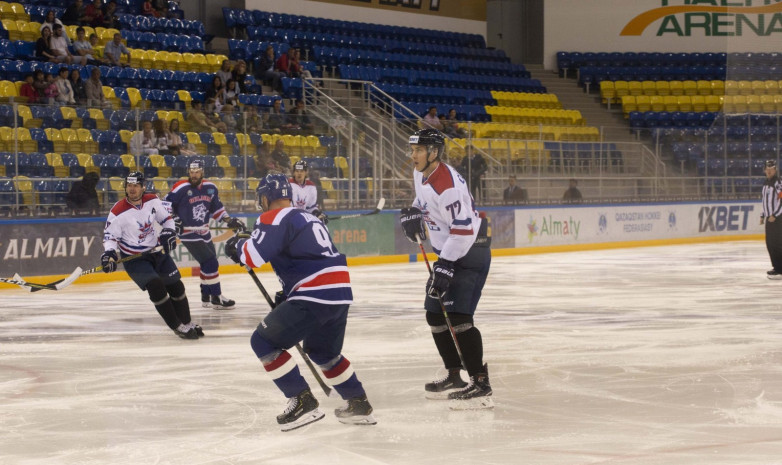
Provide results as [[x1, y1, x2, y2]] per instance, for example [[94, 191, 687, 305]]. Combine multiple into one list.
[[698, 206, 753, 232]]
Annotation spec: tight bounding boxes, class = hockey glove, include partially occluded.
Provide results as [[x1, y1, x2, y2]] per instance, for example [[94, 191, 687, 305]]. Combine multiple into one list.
[[312, 209, 329, 225], [274, 290, 286, 307], [427, 259, 454, 298], [224, 235, 245, 264], [172, 215, 183, 235], [400, 207, 427, 243], [223, 216, 247, 233], [159, 228, 177, 254], [101, 250, 118, 273]]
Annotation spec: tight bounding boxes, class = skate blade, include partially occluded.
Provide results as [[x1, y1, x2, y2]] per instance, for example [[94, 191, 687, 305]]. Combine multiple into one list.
[[201, 302, 212, 308], [337, 413, 377, 426], [279, 408, 325, 432], [768, 275, 782, 280], [449, 396, 495, 411], [425, 390, 461, 400]]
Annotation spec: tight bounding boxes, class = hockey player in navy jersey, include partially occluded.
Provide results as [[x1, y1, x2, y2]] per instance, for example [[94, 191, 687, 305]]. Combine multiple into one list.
[[164, 159, 245, 309], [101, 171, 202, 339], [399, 128, 493, 409], [225, 172, 376, 431], [289, 160, 327, 223]]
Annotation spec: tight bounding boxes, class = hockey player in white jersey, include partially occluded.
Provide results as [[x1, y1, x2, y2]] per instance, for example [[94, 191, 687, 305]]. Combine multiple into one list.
[[289, 160, 328, 223], [101, 171, 202, 339], [399, 128, 492, 408]]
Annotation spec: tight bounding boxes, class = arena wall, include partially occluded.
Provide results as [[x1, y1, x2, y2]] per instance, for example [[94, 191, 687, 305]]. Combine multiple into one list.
[[0, 201, 763, 288], [543, 0, 782, 70]]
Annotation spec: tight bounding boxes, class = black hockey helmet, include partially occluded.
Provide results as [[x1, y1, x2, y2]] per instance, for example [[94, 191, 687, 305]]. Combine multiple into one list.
[[766, 159, 777, 168], [293, 159, 308, 171], [409, 128, 445, 159], [125, 171, 144, 187]]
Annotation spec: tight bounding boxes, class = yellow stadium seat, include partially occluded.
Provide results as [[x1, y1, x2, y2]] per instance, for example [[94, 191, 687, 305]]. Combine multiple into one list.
[[60, 128, 82, 153], [206, 54, 228, 72], [747, 95, 762, 113], [77, 128, 98, 153], [641, 81, 656, 96], [774, 95, 782, 113], [108, 176, 125, 198], [737, 80, 753, 95], [724, 80, 739, 95], [760, 95, 776, 113], [45, 152, 70, 177], [677, 96, 692, 112], [705, 95, 723, 112], [212, 132, 233, 156], [696, 80, 712, 96], [119, 129, 133, 145], [120, 154, 136, 170], [12, 175, 36, 205], [668, 80, 684, 96], [627, 81, 643, 96], [655, 81, 670, 96], [682, 80, 698, 96], [21, 21, 40, 42], [710, 80, 725, 96], [152, 50, 169, 69], [185, 132, 206, 154], [334, 156, 348, 177], [88, 108, 110, 130], [126, 87, 142, 108], [691, 95, 706, 112], [663, 95, 678, 112], [77, 153, 99, 175], [751, 80, 767, 95], [148, 154, 171, 178], [151, 177, 170, 196], [649, 95, 664, 112], [60, 106, 82, 128], [9, 3, 29, 22], [216, 154, 235, 177], [614, 81, 629, 99], [17, 105, 41, 128], [1, 19, 21, 41], [765, 80, 779, 95], [599, 81, 615, 105], [189, 53, 208, 72], [635, 95, 651, 113], [14, 127, 37, 153], [0, 3, 15, 19], [130, 49, 144, 68]]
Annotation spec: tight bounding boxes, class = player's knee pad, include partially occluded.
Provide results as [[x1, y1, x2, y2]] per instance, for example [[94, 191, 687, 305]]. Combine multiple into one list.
[[448, 313, 474, 334], [309, 354, 341, 370], [165, 280, 186, 300], [426, 311, 448, 333], [146, 278, 169, 305], [250, 330, 282, 362]]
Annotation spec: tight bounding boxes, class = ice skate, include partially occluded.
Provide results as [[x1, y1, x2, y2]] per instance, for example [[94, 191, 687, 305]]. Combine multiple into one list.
[[210, 295, 236, 309], [277, 388, 325, 432], [334, 395, 377, 425], [767, 270, 782, 280], [201, 293, 211, 308], [425, 368, 467, 400], [173, 324, 199, 340], [448, 364, 494, 410]]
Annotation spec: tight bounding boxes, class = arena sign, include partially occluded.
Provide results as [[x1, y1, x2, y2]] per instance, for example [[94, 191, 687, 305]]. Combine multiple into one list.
[[621, 0, 782, 36]]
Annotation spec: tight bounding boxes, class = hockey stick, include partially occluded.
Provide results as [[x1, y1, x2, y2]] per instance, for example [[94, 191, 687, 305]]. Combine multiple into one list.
[[1, 267, 83, 292], [327, 197, 385, 221], [76, 246, 165, 277], [243, 265, 334, 397], [416, 236, 468, 371]]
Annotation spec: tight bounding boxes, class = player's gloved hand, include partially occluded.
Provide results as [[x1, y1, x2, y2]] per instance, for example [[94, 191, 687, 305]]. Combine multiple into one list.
[[224, 216, 247, 233], [225, 235, 245, 264], [172, 215, 183, 235], [427, 259, 454, 298], [101, 250, 118, 273], [400, 207, 426, 243], [159, 228, 177, 254], [312, 209, 329, 225], [274, 291, 286, 306]]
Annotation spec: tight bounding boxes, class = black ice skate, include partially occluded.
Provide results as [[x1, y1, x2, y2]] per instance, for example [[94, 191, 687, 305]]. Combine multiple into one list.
[[210, 295, 236, 309], [448, 364, 494, 410], [173, 324, 199, 340], [201, 293, 211, 308], [425, 368, 467, 400], [192, 324, 204, 337], [334, 395, 377, 425], [277, 388, 325, 432], [767, 270, 782, 280]]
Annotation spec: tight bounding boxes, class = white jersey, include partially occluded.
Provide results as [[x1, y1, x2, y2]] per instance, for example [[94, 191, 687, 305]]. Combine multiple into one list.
[[290, 178, 319, 213], [412, 162, 480, 262], [104, 194, 175, 255]]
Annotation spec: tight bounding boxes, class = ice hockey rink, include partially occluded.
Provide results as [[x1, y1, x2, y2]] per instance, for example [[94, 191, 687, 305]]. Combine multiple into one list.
[[2, 241, 782, 465]]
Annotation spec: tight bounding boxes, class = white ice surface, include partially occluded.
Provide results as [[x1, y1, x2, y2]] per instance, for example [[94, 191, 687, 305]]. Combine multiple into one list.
[[2, 241, 782, 465]]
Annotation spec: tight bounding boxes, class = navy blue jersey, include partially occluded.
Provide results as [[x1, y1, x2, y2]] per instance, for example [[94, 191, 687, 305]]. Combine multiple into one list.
[[164, 179, 227, 242], [237, 207, 352, 305]]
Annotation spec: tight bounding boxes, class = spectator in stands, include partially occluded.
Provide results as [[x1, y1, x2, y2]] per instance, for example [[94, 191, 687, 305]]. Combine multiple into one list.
[[254, 141, 276, 177], [186, 100, 219, 133], [66, 172, 100, 215], [205, 76, 225, 109], [85, 67, 109, 108], [141, 0, 159, 17], [35, 27, 60, 63], [168, 119, 196, 155], [291, 48, 313, 80], [103, 33, 130, 67], [83, 0, 104, 27], [101, 1, 119, 28], [73, 27, 98, 65], [70, 69, 87, 105], [43, 73, 59, 104], [289, 99, 313, 133], [203, 98, 228, 132], [423, 106, 443, 131], [240, 105, 263, 133], [459, 145, 487, 201], [223, 79, 240, 106], [275, 48, 297, 77], [256, 45, 284, 93], [153, 0, 169, 17], [271, 139, 291, 171], [61, 0, 86, 25], [32, 70, 48, 101], [130, 120, 160, 156], [41, 10, 70, 45], [266, 99, 291, 133], [153, 119, 173, 154], [216, 60, 233, 87], [220, 104, 239, 133], [50, 24, 80, 65], [503, 175, 528, 204], [444, 108, 466, 137], [231, 60, 251, 94], [19, 74, 37, 104], [55, 67, 76, 105], [562, 179, 583, 204], [88, 33, 103, 60]]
